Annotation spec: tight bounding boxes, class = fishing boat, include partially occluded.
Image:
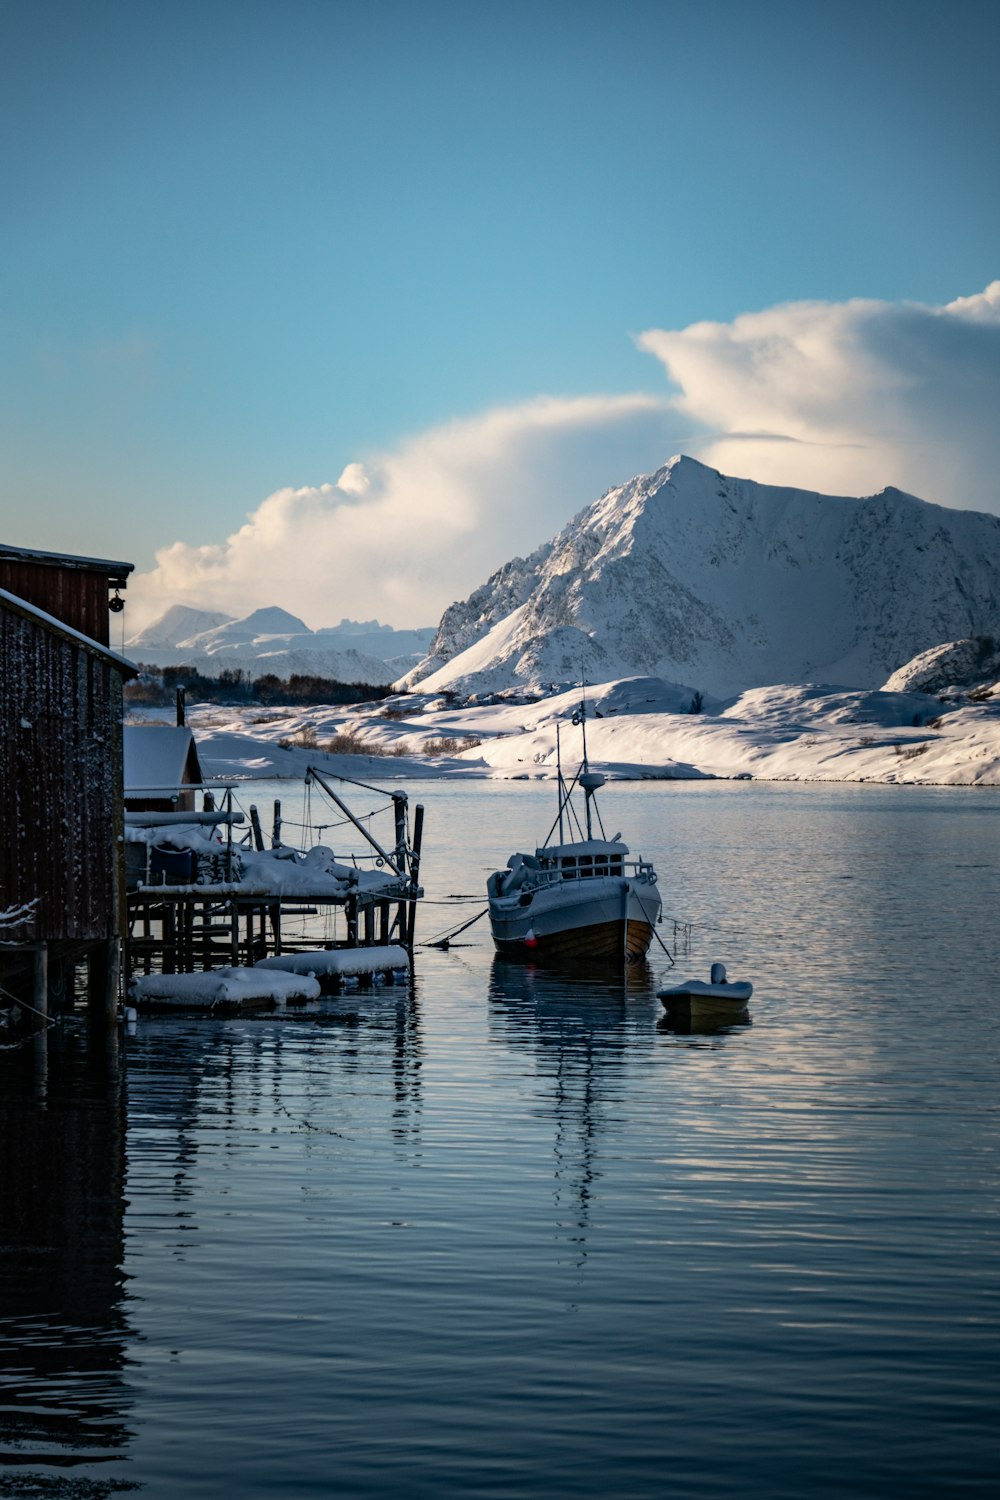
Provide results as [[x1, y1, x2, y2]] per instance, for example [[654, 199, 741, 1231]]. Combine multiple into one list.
[[486, 702, 662, 964]]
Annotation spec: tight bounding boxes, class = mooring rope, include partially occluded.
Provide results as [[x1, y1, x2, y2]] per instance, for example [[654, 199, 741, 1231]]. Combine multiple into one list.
[[0, 983, 59, 1049], [420, 908, 489, 949]]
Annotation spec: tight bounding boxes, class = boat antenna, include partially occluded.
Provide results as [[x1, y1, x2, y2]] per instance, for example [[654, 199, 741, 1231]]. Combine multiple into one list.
[[572, 681, 596, 840]]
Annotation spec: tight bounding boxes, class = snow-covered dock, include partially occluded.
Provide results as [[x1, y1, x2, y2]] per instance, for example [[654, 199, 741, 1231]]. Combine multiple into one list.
[[257, 945, 410, 992], [130, 966, 322, 1013]]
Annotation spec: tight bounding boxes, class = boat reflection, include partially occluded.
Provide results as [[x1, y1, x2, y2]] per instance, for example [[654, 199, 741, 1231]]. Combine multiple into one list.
[[488, 958, 656, 1263]]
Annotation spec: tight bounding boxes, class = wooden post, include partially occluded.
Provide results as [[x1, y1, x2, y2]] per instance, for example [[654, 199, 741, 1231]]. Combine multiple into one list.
[[406, 804, 424, 948], [31, 941, 48, 1032], [393, 794, 407, 871], [86, 939, 119, 1030], [164, 900, 176, 974]]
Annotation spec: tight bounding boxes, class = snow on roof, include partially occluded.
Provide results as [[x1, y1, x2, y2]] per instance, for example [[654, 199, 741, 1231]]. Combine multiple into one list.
[[124, 724, 204, 793], [0, 585, 139, 675]]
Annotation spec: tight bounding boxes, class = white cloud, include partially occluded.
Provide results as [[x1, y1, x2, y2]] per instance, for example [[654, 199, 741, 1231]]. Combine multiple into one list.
[[128, 391, 685, 631], [129, 281, 1000, 634], [636, 281, 1000, 509]]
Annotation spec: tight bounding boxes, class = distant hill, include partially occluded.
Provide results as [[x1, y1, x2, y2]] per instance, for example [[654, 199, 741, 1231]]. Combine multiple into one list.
[[129, 606, 436, 683], [401, 455, 1000, 698]]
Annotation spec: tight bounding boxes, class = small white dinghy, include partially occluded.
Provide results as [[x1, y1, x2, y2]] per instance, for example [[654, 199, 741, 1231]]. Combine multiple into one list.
[[658, 962, 752, 1024]]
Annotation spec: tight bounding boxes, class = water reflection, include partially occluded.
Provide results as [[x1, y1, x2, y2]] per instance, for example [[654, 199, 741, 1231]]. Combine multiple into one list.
[[126, 985, 425, 1204], [487, 959, 654, 1259], [0, 1027, 134, 1494]]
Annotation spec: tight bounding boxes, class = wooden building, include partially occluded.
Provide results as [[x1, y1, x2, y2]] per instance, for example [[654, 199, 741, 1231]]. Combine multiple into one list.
[[0, 545, 136, 1028]]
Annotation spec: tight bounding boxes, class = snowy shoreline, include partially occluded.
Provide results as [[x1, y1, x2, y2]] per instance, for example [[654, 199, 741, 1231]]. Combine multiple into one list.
[[127, 674, 1000, 789]]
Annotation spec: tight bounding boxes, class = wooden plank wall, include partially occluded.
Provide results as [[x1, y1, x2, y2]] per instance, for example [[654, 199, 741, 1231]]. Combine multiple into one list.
[[1, 610, 125, 943], [0, 559, 112, 646]]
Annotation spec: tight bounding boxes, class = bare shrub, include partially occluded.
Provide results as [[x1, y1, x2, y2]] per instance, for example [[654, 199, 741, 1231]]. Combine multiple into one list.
[[278, 726, 318, 749], [424, 735, 483, 757], [325, 731, 386, 756], [424, 736, 460, 757]]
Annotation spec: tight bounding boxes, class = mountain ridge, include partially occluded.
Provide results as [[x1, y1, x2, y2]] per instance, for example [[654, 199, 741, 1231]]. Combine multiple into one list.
[[403, 456, 1000, 698], [128, 606, 436, 681]]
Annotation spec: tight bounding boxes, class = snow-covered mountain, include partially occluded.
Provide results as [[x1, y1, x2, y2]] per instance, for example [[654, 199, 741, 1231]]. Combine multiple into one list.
[[403, 456, 1000, 698], [128, 606, 435, 681], [181, 606, 308, 650], [127, 604, 234, 649]]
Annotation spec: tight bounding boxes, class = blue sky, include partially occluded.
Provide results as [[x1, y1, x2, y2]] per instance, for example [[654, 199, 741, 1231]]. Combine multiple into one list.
[[2, 0, 999, 628]]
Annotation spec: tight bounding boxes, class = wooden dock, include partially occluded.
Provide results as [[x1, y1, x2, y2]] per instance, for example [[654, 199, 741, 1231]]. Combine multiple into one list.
[[123, 768, 424, 994]]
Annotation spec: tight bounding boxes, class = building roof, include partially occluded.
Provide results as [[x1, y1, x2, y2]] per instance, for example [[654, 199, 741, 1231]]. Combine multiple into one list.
[[124, 725, 204, 795], [0, 543, 133, 588], [0, 585, 139, 675]]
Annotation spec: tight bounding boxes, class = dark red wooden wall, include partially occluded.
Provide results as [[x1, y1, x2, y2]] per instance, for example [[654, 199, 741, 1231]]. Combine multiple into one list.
[[0, 552, 130, 647], [1, 609, 127, 942]]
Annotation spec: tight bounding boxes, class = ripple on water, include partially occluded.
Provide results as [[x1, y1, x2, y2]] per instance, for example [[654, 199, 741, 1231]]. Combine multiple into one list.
[[2, 783, 999, 1498]]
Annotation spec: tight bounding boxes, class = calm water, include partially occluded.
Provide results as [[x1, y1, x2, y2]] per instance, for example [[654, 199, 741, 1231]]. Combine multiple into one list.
[[2, 781, 999, 1498]]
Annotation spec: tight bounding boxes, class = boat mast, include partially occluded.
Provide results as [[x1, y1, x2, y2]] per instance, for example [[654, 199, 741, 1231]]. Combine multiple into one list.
[[556, 722, 565, 844], [579, 685, 594, 841]]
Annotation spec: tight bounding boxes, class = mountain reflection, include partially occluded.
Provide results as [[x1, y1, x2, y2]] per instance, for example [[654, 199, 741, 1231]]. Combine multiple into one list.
[[0, 1028, 133, 1492]]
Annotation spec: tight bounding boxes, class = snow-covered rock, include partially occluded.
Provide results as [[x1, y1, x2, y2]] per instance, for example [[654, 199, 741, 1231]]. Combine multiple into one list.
[[401, 455, 1000, 699], [883, 636, 1000, 697]]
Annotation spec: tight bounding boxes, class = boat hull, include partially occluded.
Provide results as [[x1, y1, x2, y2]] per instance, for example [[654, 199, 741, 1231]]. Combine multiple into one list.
[[489, 877, 661, 964], [658, 993, 751, 1033], [658, 980, 752, 1028], [492, 917, 655, 964]]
